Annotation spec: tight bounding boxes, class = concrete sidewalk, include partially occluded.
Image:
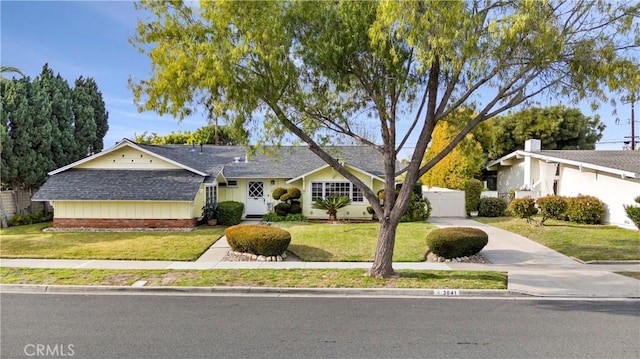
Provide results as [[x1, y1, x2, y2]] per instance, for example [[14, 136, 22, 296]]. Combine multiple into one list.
[[1, 218, 638, 298]]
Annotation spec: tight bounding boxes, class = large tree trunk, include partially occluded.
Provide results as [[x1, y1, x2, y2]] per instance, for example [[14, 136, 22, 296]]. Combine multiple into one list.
[[369, 218, 400, 278]]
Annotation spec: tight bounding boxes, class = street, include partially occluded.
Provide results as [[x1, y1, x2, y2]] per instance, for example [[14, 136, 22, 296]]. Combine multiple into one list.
[[1, 293, 638, 358]]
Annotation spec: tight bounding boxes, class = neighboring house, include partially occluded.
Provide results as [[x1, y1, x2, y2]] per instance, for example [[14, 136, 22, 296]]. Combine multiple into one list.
[[486, 139, 640, 229], [32, 139, 387, 228]]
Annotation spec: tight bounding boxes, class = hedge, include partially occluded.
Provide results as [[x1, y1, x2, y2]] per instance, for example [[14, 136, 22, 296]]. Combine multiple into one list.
[[426, 227, 488, 259], [225, 224, 291, 256]]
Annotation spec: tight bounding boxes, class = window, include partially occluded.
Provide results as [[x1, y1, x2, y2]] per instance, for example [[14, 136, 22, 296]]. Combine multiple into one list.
[[218, 180, 238, 187], [205, 184, 217, 204], [310, 181, 364, 203]]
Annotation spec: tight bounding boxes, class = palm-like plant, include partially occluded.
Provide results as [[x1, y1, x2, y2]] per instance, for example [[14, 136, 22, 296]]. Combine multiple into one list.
[[312, 195, 351, 222]]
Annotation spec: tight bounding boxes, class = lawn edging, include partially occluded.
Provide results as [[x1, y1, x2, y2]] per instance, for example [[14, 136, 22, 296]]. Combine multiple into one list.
[[0, 283, 516, 298]]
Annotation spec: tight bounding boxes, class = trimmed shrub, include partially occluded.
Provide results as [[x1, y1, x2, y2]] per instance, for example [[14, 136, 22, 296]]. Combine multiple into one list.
[[279, 193, 291, 202], [225, 224, 291, 256], [536, 195, 567, 225], [623, 195, 640, 230], [217, 201, 244, 226], [426, 227, 488, 259], [274, 202, 291, 217], [401, 194, 431, 222], [509, 197, 538, 221], [478, 197, 508, 217], [565, 195, 606, 224], [289, 202, 302, 214], [287, 187, 301, 200], [272, 187, 287, 200], [463, 179, 483, 215], [7, 212, 53, 227]]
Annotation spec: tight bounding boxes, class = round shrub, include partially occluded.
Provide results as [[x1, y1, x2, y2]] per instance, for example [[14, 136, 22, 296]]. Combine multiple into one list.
[[272, 187, 287, 200], [287, 187, 301, 200], [509, 197, 538, 219], [565, 195, 606, 224], [274, 202, 291, 216], [478, 197, 508, 217], [289, 202, 302, 214], [425, 227, 488, 259], [225, 224, 291, 256], [279, 193, 291, 202], [536, 195, 567, 224]]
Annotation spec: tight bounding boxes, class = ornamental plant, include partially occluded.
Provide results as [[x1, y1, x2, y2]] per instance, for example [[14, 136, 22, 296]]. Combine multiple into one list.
[[623, 195, 640, 230], [565, 195, 605, 224], [536, 195, 567, 225], [311, 195, 351, 222], [509, 197, 538, 223]]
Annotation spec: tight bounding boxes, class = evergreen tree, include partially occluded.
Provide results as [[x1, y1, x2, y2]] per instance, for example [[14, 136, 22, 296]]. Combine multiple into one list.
[[83, 77, 109, 153], [72, 76, 98, 158], [488, 106, 605, 160], [39, 64, 77, 167]]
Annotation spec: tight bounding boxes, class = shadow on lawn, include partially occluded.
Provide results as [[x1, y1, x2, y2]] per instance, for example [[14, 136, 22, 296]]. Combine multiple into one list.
[[287, 244, 333, 261]]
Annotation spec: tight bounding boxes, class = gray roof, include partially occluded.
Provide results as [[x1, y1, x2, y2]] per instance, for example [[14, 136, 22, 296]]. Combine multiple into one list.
[[138, 144, 387, 178], [32, 169, 204, 201], [536, 150, 640, 174], [487, 149, 640, 177]]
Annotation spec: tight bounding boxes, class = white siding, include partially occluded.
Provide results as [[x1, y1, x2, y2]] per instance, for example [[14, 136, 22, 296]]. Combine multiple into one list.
[[557, 166, 640, 229]]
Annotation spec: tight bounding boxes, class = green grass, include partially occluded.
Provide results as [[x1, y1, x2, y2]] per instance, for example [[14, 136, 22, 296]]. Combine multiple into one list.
[[0, 222, 226, 261], [474, 217, 640, 261], [617, 272, 640, 280], [280, 222, 435, 262], [0, 267, 507, 289]]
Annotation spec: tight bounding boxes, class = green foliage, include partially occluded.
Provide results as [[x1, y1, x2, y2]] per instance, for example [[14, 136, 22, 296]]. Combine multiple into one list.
[[565, 195, 606, 225], [217, 201, 244, 226], [201, 201, 218, 221], [134, 124, 248, 146], [1, 64, 109, 190], [426, 227, 489, 259], [488, 106, 605, 160], [287, 187, 301, 200], [289, 201, 302, 214], [463, 179, 483, 216], [401, 194, 431, 222], [7, 212, 53, 227], [509, 197, 539, 221], [272, 187, 287, 200], [225, 224, 291, 256], [478, 197, 508, 217], [261, 212, 282, 222], [536, 195, 568, 225], [261, 212, 308, 222], [312, 195, 351, 221], [284, 213, 307, 222], [421, 110, 487, 189], [274, 203, 291, 217]]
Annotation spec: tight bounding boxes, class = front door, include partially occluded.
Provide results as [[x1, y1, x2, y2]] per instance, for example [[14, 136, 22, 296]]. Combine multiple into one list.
[[246, 180, 267, 215]]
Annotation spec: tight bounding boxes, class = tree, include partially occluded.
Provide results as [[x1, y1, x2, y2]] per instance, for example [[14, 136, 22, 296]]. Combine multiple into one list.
[[39, 64, 77, 167], [130, 1, 639, 277], [72, 76, 99, 157], [134, 124, 247, 145], [420, 108, 487, 189], [0, 66, 25, 78], [488, 106, 606, 160]]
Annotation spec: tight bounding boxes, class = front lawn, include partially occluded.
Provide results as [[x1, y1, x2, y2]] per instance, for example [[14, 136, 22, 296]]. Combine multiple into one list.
[[474, 217, 640, 261], [0, 223, 226, 261], [0, 267, 507, 289], [281, 222, 434, 262]]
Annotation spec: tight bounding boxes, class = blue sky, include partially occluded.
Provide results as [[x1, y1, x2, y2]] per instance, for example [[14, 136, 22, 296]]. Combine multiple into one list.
[[1, 1, 636, 153]]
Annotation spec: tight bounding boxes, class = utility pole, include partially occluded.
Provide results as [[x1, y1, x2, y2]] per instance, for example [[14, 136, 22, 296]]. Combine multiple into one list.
[[631, 98, 635, 150]]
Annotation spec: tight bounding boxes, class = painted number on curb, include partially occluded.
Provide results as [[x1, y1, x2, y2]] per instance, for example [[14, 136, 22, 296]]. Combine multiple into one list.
[[434, 289, 460, 296]]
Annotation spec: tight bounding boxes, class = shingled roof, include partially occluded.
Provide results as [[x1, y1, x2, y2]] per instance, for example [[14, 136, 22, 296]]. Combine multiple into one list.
[[487, 149, 640, 178], [138, 143, 387, 178], [32, 169, 204, 201]]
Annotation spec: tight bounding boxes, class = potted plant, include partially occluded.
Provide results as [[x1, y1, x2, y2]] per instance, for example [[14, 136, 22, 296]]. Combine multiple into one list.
[[202, 201, 219, 226]]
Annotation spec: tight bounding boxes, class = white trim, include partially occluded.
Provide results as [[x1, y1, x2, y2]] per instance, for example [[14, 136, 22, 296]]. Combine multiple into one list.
[[486, 150, 639, 179], [48, 139, 207, 176], [286, 164, 385, 184]]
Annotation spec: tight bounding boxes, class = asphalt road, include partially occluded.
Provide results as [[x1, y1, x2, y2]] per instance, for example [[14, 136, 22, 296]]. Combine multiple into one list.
[[1, 293, 639, 359]]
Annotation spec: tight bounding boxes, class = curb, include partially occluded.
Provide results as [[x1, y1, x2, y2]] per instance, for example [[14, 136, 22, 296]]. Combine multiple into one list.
[[570, 257, 640, 265], [0, 284, 517, 298]]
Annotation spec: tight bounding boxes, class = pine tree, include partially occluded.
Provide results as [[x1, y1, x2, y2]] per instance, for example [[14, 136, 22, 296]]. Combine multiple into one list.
[[72, 76, 98, 158]]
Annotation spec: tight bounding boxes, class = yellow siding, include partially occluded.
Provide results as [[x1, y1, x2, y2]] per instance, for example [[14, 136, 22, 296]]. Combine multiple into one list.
[[54, 201, 192, 219], [76, 147, 182, 170], [300, 167, 385, 219]]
